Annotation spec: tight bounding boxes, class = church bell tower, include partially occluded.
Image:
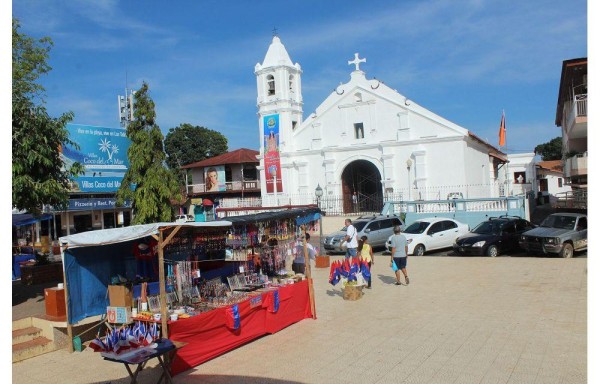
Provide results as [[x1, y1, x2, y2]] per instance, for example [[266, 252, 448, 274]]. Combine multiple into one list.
[[255, 35, 303, 154], [255, 35, 303, 197]]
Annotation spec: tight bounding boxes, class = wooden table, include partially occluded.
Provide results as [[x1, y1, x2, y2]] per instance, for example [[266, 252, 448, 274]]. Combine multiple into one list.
[[102, 339, 186, 384]]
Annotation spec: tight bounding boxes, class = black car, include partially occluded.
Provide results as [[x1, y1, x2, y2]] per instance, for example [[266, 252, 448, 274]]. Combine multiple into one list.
[[453, 216, 535, 257]]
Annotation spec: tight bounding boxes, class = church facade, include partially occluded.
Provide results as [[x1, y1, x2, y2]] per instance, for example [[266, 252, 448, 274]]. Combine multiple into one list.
[[255, 36, 506, 212]]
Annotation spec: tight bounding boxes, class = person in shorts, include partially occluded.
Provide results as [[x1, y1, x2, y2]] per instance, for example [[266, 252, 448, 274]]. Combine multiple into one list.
[[390, 225, 409, 285]]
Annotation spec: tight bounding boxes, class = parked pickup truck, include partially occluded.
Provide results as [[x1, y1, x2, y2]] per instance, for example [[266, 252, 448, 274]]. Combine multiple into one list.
[[519, 212, 587, 258]]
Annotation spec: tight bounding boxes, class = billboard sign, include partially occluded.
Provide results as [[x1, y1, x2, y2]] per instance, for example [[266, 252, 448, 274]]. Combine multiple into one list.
[[67, 198, 131, 211], [204, 165, 226, 192], [62, 124, 131, 193]]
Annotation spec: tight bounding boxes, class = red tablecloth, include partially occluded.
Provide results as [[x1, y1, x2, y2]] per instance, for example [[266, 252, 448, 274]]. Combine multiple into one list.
[[169, 279, 313, 375]]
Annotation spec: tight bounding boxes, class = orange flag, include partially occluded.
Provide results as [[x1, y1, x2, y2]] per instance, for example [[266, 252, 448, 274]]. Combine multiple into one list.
[[498, 111, 506, 147]]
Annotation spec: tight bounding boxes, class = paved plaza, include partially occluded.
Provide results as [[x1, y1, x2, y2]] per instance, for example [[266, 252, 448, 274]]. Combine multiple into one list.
[[12, 255, 587, 383]]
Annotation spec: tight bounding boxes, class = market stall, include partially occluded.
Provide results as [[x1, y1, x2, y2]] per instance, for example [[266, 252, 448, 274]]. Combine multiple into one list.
[[59, 210, 320, 377]]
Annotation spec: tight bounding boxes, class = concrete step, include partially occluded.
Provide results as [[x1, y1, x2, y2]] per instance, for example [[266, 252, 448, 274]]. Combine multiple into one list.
[[12, 326, 43, 345], [12, 336, 55, 363]]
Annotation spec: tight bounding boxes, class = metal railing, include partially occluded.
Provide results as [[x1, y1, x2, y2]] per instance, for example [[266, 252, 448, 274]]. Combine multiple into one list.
[[555, 189, 587, 209]]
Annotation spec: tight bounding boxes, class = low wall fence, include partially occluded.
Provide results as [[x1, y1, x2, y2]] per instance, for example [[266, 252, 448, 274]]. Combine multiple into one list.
[[213, 183, 530, 217]]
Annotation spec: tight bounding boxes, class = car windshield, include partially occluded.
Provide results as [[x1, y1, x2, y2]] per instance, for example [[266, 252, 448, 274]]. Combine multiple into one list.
[[472, 221, 502, 235], [340, 221, 367, 232], [404, 221, 430, 234], [540, 215, 577, 230]]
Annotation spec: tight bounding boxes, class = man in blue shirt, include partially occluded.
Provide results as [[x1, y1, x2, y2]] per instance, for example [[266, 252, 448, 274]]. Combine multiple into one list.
[[390, 225, 409, 285]]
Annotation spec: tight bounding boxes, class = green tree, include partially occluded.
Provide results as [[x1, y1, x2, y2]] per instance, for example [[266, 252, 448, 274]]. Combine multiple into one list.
[[12, 18, 83, 215], [534, 137, 563, 161], [116, 82, 181, 224], [164, 123, 228, 171]]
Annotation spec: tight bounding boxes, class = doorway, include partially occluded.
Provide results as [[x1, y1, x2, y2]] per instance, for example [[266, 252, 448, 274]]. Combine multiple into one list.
[[341, 160, 383, 214]]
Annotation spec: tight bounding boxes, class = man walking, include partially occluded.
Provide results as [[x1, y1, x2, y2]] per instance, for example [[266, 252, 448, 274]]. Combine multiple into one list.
[[344, 218, 358, 259], [390, 225, 409, 285]]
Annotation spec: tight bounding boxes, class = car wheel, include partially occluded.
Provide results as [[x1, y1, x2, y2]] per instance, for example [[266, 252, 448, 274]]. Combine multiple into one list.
[[559, 243, 574, 258], [486, 245, 498, 257], [413, 244, 425, 256]]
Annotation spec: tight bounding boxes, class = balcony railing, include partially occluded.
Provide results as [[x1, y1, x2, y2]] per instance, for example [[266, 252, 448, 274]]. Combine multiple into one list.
[[187, 180, 261, 194], [565, 153, 588, 178], [564, 93, 587, 130]]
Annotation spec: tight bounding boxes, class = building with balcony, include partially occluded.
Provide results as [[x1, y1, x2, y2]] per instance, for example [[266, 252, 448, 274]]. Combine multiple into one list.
[[555, 58, 587, 190], [181, 148, 260, 221]]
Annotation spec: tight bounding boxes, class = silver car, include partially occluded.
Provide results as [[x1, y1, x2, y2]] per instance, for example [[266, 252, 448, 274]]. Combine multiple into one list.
[[323, 215, 404, 253]]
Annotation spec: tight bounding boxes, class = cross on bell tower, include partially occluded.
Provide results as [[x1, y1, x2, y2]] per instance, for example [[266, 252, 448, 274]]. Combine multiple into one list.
[[348, 53, 366, 71]]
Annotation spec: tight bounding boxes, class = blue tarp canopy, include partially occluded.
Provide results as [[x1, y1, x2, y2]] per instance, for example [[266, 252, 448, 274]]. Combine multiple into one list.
[[12, 213, 53, 227], [59, 221, 232, 324]]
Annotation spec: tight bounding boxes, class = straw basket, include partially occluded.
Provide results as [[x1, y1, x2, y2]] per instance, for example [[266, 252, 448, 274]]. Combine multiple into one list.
[[343, 285, 363, 301]]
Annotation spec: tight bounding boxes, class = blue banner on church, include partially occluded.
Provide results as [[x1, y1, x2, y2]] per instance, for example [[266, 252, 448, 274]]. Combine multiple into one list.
[[263, 114, 283, 193]]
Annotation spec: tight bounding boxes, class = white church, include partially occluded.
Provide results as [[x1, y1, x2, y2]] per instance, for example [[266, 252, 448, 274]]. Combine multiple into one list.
[[255, 36, 507, 213]]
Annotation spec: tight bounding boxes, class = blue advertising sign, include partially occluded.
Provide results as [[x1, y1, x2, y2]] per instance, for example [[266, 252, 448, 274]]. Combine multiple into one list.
[[68, 198, 131, 211], [62, 124, 131, 192]]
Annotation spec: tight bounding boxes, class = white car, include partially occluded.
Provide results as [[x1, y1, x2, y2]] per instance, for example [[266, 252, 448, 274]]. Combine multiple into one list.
[[385, 217, 469, 256], [175, 214, 195, 223]]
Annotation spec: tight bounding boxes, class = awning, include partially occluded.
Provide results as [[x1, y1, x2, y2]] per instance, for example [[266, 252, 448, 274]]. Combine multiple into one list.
[[12, 213, 54, 227], [225, 207, 323, 226]]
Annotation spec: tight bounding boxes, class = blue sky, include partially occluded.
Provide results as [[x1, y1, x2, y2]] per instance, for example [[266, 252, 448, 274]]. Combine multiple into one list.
[[11, 0, 587, 154]]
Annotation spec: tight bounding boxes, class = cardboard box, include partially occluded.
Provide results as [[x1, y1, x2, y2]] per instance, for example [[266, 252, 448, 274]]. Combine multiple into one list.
[[108, 285, 133, 307], [107, 306, 132, 324]]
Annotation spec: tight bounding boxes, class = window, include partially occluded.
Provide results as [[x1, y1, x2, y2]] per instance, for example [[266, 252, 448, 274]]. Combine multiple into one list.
[[428, 222, 444, 234], [516, 220, 531, 232], [267, 75, 275, 96], [292, 121, 297, 130], [366, 221, 380, 232], [558, 178, 563, 187], [502, 223, 516, 234], [354, 123, 364, 139], [576, 217, 587, 230], [354, 92, 362, 102], [442, 221, 458, 230], [514, 172, 526, 183], [289, 75, 294, 93]]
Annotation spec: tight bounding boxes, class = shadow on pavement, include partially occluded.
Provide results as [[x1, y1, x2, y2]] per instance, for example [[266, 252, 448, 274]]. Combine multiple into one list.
[[326, 289, 343, 297], [12, 280, 57, 306], [175, 374, 305, 383], [377, 274, 397, 285]]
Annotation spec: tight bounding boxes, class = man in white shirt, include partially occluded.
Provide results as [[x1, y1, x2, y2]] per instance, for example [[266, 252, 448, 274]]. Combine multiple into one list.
[[344, 218, 358, 259], [293, 233, 316, 274]]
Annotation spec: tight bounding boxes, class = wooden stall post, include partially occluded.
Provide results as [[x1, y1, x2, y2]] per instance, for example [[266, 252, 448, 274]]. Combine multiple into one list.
[[61, 243, 74, 352], [302, 225, 317, 319], [157, 225, 182, 340], [158, 229, 169, 339]]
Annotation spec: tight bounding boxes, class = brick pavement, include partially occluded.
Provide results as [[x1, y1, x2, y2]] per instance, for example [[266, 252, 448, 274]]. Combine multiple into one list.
[[12, 255, 587, 384]]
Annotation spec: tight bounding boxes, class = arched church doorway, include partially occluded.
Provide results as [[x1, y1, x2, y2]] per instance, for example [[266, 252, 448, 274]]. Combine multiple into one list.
[[341, 160, 383, 214]]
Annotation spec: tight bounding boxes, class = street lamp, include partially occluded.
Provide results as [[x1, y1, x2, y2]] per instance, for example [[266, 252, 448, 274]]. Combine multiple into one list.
[[406, 158, 413, 201], [315, 184, 324, 255]]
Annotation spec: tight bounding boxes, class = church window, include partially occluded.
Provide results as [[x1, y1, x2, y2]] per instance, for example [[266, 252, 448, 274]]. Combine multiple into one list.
[[354, 123, 364, 139], [289, 75, 295, 93], [267, 75, 275, 96], [292, 121, 297, 130], [354, 92, 362, 102]]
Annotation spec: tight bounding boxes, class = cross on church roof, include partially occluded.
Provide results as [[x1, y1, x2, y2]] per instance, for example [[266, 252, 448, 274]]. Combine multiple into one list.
[[272, 27, 278, 36], [348, 53, 366, 71]]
